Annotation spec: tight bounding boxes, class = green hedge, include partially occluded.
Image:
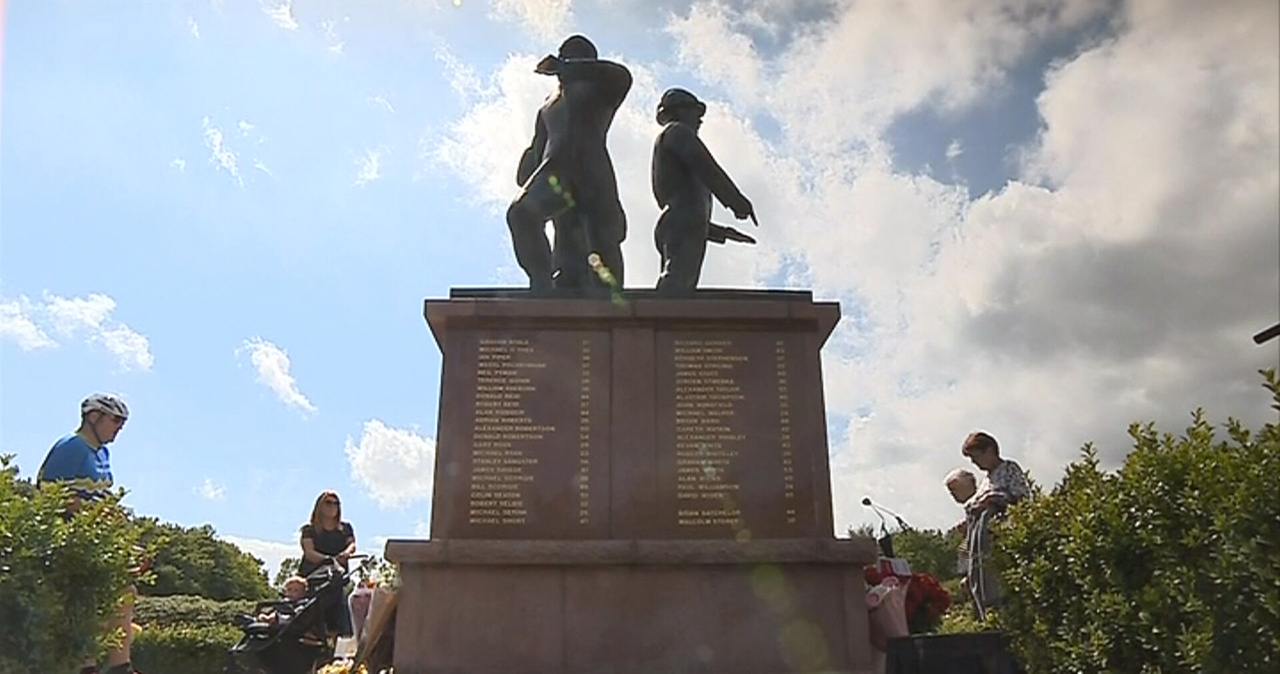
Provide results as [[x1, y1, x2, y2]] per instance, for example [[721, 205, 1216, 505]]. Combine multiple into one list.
[[0, 457, 143, 673], [134, 594, 257, 629], [994, 370, 1280, 672], [132, 595, 259, 674], [132, 622, 243, 674]]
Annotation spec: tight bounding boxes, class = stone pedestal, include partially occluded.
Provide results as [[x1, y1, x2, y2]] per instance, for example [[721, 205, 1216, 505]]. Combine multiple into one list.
[[386, 289, 876, 674]]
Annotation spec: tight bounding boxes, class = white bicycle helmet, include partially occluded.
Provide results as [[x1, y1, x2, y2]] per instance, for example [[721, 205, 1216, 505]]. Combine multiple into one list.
[[81, 393, 130, 420]]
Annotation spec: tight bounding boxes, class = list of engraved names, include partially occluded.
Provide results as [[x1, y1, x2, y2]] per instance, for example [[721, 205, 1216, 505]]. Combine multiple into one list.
[[674, 339, 749, 527], [468, 338, 549, 526]]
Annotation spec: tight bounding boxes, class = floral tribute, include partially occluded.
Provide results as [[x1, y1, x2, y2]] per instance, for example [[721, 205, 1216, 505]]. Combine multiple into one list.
[[865, 565, 952, 634]]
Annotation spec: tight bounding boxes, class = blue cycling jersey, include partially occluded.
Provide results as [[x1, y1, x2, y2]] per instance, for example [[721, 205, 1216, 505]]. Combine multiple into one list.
[[36, 433, 113, 500]]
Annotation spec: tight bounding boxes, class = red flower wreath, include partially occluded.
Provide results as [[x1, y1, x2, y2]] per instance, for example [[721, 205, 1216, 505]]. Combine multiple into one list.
[[865, 566, 952, 634]]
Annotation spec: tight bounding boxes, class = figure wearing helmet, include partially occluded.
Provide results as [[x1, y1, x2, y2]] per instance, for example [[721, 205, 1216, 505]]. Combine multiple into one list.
[[507, 35, 632, 293], [651, 87, 757, 295], [37, 393, 129, 501], [36, 393, 141, 674]]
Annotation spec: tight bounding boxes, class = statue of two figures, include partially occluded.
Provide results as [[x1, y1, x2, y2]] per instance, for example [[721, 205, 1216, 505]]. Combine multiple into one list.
[[506, 35, 757, 298]]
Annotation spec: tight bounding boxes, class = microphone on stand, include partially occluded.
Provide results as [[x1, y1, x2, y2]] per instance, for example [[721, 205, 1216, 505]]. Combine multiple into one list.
[[861, 497, 889, 534], [861, 497, 895, 558], [864, 496, 911, 531]]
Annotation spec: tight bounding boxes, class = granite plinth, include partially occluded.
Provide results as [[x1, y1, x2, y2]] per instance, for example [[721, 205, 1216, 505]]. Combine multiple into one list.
[[388, 289, 874, 673], [386, 538, 878, 674], [425, 290, 840, 541]]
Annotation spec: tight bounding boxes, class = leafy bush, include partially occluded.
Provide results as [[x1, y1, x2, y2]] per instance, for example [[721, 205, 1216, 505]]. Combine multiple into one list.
[[0, 455, 143, 673], [994, 370, 1280, 673], [274, 556, 303, 587], [134, 594, 257, 629], [891, 526, 966, 582], [847, 523, 966, 584], [938, 603, 991, 634], [131, 622, 243, 674], [135, 518, 274, 600]]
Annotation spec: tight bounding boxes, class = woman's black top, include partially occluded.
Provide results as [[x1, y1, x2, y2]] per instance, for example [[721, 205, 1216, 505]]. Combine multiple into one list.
[[298, 521, 354, 576]]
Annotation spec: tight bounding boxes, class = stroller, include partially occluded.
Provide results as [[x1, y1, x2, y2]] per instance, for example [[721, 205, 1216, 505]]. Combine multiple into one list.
[[228, 554, 371, 674]]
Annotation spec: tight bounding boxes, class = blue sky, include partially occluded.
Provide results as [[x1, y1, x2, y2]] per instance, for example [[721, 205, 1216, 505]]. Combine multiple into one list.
[[2, 0, 1277, 576]]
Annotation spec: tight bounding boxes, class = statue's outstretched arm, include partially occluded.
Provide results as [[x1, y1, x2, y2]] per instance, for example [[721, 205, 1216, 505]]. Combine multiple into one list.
[[561, 59, 632, 103], [667, 124, 751, 216]]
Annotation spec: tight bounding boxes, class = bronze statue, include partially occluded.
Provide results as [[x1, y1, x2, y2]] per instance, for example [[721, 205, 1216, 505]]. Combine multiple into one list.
[[650, 88, 756, 296], [508, 35, 631, 293]]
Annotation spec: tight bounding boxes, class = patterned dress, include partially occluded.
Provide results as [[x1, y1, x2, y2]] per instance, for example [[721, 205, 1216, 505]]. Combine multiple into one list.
[[964, 459, 1029, 619]]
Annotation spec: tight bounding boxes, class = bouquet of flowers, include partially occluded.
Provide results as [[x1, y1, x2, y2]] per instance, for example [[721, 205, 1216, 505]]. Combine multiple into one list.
[[865, 566, 952, 634]]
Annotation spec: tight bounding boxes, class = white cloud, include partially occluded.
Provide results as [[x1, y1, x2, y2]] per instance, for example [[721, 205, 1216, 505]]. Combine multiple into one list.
[[97, 325, 155, 371], [238, 120, 256, 136], [202, 117, 243, 187], [263, 0, 299, 31], [188, 16, 200, 38], [435, 44, 484, 97], [669, 0, 1114, 152], [436, 0, 1278, 534], [345, 420, 436, 509], [45, 292, 115, 333], [0, 296, 56, 350], [796, 0, 1278, 532], [10, 292, 155, 370], [195, 478, 226, 500], [171, 158, 186, 172], [354, 148, 385, 186], [221, 534, 298, 578], [488, 0, 572, 40], [253, 159, 274, 177], [239, 337, 317, 413]]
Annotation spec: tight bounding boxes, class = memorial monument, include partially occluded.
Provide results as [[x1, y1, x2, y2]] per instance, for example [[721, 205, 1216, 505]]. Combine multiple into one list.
[[385, 36, 876, 674]]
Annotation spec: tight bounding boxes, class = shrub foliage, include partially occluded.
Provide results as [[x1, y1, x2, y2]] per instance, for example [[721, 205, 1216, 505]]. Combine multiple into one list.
[[994, 370, 1280, 673], [132, 622, 244, 674], [0, 456, 142, 673]]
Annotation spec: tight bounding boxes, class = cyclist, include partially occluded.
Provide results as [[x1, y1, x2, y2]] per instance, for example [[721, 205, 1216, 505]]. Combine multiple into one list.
[[37, 393, 140, 674]]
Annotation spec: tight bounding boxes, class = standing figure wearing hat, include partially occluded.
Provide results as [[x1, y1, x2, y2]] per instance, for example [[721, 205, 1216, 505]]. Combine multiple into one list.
[[651, 88, 757, 296], [508, 35, 632, 293]]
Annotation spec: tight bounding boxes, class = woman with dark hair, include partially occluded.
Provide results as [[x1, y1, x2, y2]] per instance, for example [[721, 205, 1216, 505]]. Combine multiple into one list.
[[959, 431, 1029, 620], [299, 490, 356, 637]]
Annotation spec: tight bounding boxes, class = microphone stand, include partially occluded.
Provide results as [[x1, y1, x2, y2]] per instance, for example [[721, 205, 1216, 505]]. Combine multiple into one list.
[[862, 498, 896, 557]]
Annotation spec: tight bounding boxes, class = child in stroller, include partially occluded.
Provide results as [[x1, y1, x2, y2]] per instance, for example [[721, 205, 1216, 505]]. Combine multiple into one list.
[[228, 554, 370, 674], [248, 576, 310, 628]]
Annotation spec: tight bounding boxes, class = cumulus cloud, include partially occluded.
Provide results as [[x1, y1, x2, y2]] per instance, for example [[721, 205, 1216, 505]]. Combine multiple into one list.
[[239, 337, 317, 413], [96, 325, 156, 371], [1, 292, 153, 370], [488, 0, 572, 41], [671, 0, 1115, 152], [221, 534, 297, 577], [195, 478, 226, 500], [345, 420, 436, 509], [0, 297, 56, 350], [434, 0, 1278, 533]]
